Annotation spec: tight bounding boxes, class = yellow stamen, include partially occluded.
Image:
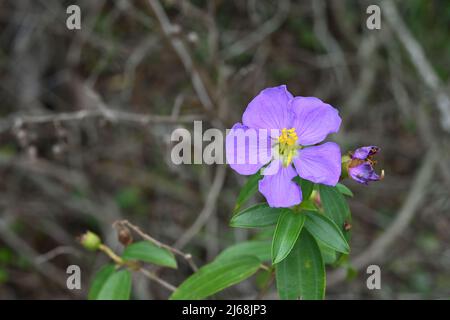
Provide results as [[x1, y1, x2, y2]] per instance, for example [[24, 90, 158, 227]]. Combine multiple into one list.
[[278, 127, 298, 147], [287, 151, 293, 166], [278, 128, 299, 166]]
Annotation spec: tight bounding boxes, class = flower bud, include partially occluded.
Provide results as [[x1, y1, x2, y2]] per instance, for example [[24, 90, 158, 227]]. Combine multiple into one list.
[[118, 227, 133, 246], [79, 231, 101, 251], [343, 146, 383, 185]]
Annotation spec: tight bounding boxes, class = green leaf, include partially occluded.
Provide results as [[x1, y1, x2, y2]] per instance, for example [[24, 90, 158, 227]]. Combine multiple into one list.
[[272, 210, 306, 264], [230, 203, 283, 228], [276, 229, 325, 300], [318, 184, 350, 230], [215, 240, 271, 262], [336, 183, 353, 197], [299, 199, 317, 211], [96, 269, 132, 300], [255, 268, 272, 290], [252, 227, 275, 240], [122, 241, 177, 269], [304, 211, 349, 254], [88, 264, 116, 300], [170, 256, 261, 300], [234, 172, 262, 212], [295, 177, 314, 200], [318, 242, 337, 265]]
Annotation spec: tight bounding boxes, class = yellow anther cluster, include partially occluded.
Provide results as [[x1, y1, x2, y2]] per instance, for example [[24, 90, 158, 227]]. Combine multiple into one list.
[[278, 128, 298, 146], [277, 128, 299, 167]]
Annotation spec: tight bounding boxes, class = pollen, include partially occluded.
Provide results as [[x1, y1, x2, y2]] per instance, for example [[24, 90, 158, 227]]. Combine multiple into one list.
[[277, 128, 299, 167], [278, 128, 298, 146]]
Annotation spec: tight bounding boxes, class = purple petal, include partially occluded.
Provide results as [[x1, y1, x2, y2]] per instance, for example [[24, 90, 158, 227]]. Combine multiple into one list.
[[349, 163, 381, 185], [242, 85, 294, 130], [293, 142, 341, 186], [258, 160, 302, 208], [226, 123, 272, 175], [352, 146, 380, 160], [290, 97, 341, 145]]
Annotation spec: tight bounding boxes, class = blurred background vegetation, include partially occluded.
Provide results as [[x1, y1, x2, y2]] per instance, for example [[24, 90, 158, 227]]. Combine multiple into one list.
[[0, 0, 449, 299]]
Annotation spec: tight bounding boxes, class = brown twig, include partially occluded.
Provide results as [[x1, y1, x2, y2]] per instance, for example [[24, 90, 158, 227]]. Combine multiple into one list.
[[6, 109, 202, 130], [97, 242, 176, 293], [222, 0, 291, 60], [382, 0, 450, 132], [174, 165, 227, 250], [139, 268, 176, 292], [114, 220, 198, 272], [146, 0, 214, 112]]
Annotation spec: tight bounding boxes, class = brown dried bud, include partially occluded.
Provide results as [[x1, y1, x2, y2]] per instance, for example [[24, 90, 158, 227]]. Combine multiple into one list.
[[118, 227, 133, 246]]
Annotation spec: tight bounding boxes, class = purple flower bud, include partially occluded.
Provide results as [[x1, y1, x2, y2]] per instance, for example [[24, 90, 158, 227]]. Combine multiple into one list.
[[352, 146, 380, 160], [347, 146, 383, 185]]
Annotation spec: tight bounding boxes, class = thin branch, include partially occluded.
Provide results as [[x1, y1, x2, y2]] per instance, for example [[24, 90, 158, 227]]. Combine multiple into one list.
[[174, 165, 227, 250], [147, 0, 214, 112], [312, 0, 353, 88], [6, 108, 202, 129], [35, 246, 81, 264], [139, 268, 176, 292], [1, 81, 203, 133], [382, 0, 450, 131], [96, 241, 177, 292], [0, 217, 77, 294], [222, 0, 291, 60], [114, 220, 198, 271]]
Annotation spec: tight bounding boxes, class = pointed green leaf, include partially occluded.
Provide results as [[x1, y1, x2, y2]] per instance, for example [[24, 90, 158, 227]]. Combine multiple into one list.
[[88, 264, 115, 300], [122, 241, 177, 269], [336, 183, 353, 197], [318, 184, 350, 230], [272, 210, 306, 264], [215, 240, 271, 262], [230, 203, 283, 228], [276, 229, 325, 300], [304, 211, 349, 254], [96, 269, 132, 300], [318, 242, 337, 265], [234, 172, 262, 212], [170, 256, 261, 300]]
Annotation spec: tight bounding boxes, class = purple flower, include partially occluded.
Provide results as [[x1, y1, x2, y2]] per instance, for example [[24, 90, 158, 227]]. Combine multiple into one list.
[[347, 146, 383, 185], [226, 85, 342, 208]]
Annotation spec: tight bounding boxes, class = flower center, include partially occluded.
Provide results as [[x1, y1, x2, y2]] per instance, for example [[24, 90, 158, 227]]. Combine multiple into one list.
[[278, 128, 298, 146], [277, 128, 299, 167]]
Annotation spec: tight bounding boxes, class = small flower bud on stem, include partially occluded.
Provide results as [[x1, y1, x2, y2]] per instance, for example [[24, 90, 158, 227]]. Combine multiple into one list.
[[79, 231, 101, 251]]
